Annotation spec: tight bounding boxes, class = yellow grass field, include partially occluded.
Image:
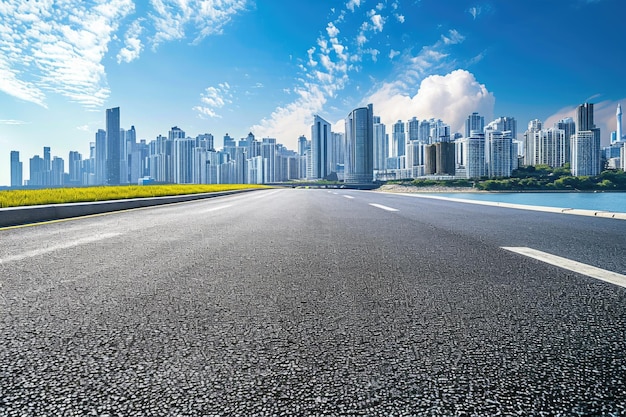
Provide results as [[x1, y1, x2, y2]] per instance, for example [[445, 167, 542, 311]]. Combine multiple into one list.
[[0, 184, 270, 208]]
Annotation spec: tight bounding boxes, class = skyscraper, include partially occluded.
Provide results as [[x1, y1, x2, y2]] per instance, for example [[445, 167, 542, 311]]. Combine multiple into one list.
[[391, 120, 406, 157], [407, 117, 420, 142], [344, 104, 374, 184], [487, 116, 517, 139], [576, 103, 595, 132], [10, 151, 22, 187], [68, 151, 82, 184], [617, 104, 623, 142], [485, 129, 513, 178], [310, 115, 331, 179], [106, 107, 121, 185], [556, 117, 575, 165], [571, 103, 601, 176], [95, 129, 106, 185], [465, 112, 484, 138], [373, 116, 387, 171]]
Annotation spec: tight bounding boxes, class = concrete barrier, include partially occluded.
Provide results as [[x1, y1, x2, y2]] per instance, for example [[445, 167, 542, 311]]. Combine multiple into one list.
[[0, 189, 257, 228]]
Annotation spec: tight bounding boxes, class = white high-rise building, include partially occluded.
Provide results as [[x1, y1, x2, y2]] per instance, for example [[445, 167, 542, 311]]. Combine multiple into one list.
[[465, 112, 484, 138], [523, 119, 543, 166], [532, 128, 566, 168], [556, 117, 575, 165], [572, 131, 601, 176], [456, 133, 486, 179], [173, 137, 195, 184], [487, 116, 517, 139], [373, 116, 387, 171], [485, 129, 513, 178]]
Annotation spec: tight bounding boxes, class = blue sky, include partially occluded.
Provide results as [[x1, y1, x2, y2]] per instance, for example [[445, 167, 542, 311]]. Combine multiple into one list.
[[1, 0, 624, 186]]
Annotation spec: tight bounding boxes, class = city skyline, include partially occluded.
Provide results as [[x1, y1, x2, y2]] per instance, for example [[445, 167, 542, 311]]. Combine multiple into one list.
[[1, 0, 625, 186]]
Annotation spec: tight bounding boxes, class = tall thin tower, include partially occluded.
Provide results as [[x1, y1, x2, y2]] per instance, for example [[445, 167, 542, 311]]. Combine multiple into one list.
[[617, 103, 622, 142], [106, 107, 121, 185]]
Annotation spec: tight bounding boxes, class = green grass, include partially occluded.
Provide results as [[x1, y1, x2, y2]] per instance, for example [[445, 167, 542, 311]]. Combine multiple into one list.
[[0, 184, 270, 208]]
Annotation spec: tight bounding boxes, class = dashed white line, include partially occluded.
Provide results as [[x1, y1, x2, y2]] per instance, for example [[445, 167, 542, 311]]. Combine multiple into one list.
[[0, 233, 122, 264], [502, 246, 626, 289], [199, 204, 233, 213], [369, 203, 399, 212], [343, 195, 355, 199]]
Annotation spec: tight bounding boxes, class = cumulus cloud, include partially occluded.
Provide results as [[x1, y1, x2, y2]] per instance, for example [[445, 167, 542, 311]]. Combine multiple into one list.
[[370, 14, 385, 32], [395, 14, 405, 23], [346, 0, 362, 12], [366, 70, 496, 135], [193, 82, 232, 119], [117, 19, 144, 64], [251, 5, 468, 149]]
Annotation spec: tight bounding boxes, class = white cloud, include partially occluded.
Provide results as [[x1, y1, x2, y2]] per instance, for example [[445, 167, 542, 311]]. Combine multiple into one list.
[[468, 6, 481, 20], [193, 82, 232, 119], [326, 22, 340, 38], [370, 14, 385, 32], [0, 0, 135, 109], [117, 19, 144, 64], [395, 14, 405, 23], [0, 119, 28, 125], [346, 0, 363, 12], [251, 16, 468, 149], [366, 70, 495, 135], [150, 0, 249, 47], [441, 29, 465, 45]]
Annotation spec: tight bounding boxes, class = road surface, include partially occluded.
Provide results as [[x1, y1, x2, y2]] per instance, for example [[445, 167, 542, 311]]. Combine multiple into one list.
[[1, 189, 626, 416]]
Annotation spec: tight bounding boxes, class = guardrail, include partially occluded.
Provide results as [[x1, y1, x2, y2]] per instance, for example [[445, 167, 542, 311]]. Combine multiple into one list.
[[0, 189, 257, 228]]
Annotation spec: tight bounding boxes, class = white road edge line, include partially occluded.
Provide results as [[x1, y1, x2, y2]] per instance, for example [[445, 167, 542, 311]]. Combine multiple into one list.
[[369, 203, 399, 212], [343, 195, 355, 199], [0, 232, 122, 264], [502, 246, 626, 289]]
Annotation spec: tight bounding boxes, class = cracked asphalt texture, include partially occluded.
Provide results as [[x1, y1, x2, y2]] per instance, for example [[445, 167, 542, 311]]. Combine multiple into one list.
[[1, 189, 626, 416]]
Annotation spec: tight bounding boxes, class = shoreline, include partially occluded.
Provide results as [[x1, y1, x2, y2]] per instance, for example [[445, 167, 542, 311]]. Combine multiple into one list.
[[376, 184, 626, 194]]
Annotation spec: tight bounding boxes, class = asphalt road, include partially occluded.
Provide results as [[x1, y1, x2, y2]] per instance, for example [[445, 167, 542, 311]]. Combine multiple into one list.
[[1, 188, 626, 416]]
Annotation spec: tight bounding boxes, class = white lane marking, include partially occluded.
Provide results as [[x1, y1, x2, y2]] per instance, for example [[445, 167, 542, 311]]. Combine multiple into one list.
[[0, 233, 122, 264], [502, 246, 626, 289], [343, 195, 355, 199], [369, 203, 399, 212], [237, 189, 282, 200], [199, 204, 233, 214]]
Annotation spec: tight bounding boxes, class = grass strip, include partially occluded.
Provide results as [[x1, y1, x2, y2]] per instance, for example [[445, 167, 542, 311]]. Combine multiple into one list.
[[0, 184, 270, 208]]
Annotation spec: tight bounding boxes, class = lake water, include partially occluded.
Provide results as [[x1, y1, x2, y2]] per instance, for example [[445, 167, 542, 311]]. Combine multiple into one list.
[[431, 192, 626, 213]]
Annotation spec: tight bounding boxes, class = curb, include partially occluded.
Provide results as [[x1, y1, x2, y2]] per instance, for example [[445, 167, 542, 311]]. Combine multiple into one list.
[[0, 189, 258, 228], [384, 192, 626, 221]]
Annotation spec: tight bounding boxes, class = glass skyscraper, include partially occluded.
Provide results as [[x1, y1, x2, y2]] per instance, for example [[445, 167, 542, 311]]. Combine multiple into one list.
[[344, 104, 374, 184], [106, 107, 121, 185]]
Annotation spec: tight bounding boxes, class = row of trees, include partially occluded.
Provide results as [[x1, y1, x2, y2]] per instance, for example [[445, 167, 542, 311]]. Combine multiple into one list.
[[401, 165, 626, 191]]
